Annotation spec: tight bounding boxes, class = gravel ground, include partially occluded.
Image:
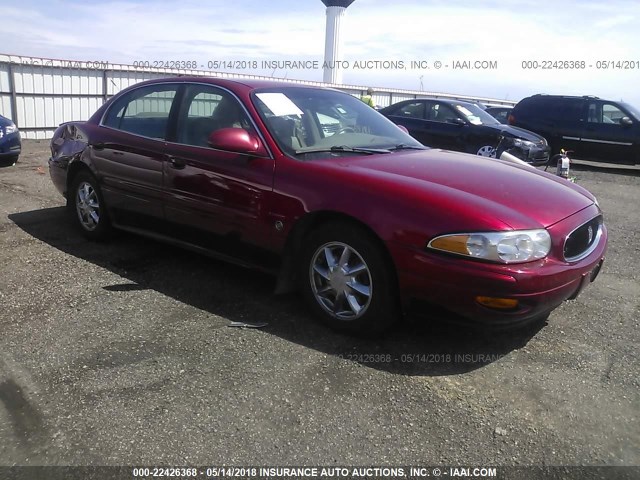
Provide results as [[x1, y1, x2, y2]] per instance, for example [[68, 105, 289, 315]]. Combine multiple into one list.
[[0, 141, 638, 471]]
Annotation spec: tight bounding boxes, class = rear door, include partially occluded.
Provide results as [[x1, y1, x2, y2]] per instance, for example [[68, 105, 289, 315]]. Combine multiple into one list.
[[162, 84, 275, 245], [94, 84, 179, 218], [580, 100, 637, 164]]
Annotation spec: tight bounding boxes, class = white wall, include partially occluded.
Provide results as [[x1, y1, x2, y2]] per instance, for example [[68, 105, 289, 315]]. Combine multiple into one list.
[[0, 54, 515, 139]]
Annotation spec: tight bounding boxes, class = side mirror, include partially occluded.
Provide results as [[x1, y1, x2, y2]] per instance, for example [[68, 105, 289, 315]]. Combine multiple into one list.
[[450, 118, 466, 126], [396, 124, 409, 134], [207, 128, 268, 157], [620, 116, 633, 126]]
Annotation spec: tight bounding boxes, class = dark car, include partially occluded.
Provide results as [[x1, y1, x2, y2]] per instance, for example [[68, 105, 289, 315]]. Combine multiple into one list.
[[48, 78, 606, 334], [379, 98, 550, 165], [0, 114, 21, 165], [485, 106, 513, 124], [509, 94, 640, 164]]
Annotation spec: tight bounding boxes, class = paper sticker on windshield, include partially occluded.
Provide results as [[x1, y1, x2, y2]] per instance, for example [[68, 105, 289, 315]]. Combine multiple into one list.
[[256, 93, 303, 117]]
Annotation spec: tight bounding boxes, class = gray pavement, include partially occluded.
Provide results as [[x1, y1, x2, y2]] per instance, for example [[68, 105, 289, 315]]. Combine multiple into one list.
[[0, 141, 638, 467]]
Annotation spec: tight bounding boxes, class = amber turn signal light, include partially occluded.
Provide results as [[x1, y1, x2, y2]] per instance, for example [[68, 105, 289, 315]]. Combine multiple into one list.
[[475, 296, 519, 310]]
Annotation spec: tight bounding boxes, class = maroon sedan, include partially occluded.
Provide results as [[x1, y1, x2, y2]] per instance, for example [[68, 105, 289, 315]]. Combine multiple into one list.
[[49, 77, 607, 334]]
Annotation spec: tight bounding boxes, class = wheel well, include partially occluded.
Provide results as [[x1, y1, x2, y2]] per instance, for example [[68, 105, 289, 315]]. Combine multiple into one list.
[[65, 161, 92, 205], [274, 211, 398, 296]]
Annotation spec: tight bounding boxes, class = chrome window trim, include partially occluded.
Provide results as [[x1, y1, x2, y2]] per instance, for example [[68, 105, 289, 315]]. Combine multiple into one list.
[[563, 216, 604, 263], [562, 136, 633, 146], [98, 81, 274, 160], [580, 138, 633, 146]]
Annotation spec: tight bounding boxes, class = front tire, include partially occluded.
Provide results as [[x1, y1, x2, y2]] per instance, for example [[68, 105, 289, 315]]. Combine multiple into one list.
[[0, 155, 18, 166], [70, 170, 112, 241], [476, 145, 497, 157], [299, 222, 399, 335]]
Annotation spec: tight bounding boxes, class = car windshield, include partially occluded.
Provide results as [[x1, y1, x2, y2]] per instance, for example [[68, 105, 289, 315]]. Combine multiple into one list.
[[454, 103, 501, 126], [251, 87, 425, 158], [621, 102, 640, 120]]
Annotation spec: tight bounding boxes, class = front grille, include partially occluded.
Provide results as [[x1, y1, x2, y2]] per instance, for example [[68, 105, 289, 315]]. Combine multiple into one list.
[[564, 215, 602, 261]]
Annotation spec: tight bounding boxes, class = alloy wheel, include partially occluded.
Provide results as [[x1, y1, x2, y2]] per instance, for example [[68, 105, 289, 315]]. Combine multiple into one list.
[[477, 145, 497, 157], [309, 242, 372, 320], [76, 181, 100, 231]]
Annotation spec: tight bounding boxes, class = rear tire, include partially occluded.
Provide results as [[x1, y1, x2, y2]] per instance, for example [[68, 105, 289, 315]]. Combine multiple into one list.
[[299, 222, 399, 335], [70, 170, 112, 241]]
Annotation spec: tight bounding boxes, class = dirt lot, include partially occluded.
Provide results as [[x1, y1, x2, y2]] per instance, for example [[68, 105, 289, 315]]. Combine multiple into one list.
[[0, 141, 638, 471]]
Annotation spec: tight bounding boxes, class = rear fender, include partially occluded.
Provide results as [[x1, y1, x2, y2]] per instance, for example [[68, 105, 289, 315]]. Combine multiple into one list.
[[50, 122, 89, 162], [50, 122, 97, 202]]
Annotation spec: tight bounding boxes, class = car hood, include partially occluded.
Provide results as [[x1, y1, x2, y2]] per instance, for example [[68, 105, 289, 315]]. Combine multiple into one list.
[[493, 124, 545, 143], [337, 149, 595, 229]]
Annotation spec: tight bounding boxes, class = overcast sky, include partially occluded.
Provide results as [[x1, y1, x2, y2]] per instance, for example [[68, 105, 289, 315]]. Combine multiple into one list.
[[3, 0, 640, 105]]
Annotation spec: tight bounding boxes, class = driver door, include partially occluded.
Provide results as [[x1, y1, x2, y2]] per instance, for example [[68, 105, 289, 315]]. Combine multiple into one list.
[[581, 101, 636, 164]]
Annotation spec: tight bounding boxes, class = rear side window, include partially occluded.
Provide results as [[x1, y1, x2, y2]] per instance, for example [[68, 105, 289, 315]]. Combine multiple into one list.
[[515, 97, 553, 118], [103, 85, 178, 139], [390, 102, 425, 119], [554, 100, 584, 123]]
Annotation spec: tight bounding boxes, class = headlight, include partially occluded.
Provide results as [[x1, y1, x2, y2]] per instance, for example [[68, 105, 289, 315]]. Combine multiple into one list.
[[513, 138, 535, 149], [5, 124, 18, 134], [428, 229, 551, 264]]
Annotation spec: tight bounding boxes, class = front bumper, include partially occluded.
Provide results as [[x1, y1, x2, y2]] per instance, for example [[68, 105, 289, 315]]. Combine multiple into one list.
[[517, 145, 550, 166], [0, 133, 21, 157], [391, 204, 607, 327]]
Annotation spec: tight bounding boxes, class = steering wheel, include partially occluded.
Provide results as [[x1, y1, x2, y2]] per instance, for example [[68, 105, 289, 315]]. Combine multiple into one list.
[[335, 126, 355, 135]]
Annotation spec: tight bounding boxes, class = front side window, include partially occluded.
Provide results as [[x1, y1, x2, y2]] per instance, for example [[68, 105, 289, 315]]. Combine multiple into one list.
[[587, 102, 627, 124], [103, 85, 178, 139], [176, 85, 252, 147], [428, 103, 461, 123], [602, 103, 626, 124]]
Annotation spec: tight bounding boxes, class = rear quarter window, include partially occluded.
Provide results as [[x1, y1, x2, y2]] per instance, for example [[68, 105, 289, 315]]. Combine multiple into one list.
[[515, 97, 553, 119]]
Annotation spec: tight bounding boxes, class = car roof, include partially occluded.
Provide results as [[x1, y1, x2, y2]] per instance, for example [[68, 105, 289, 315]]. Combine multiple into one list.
[[423, 97, 476, 106], [125, 76, 335, 93], [525, 94, 600, 100]]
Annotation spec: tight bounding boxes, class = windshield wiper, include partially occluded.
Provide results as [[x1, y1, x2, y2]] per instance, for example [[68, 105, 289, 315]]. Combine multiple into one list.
[[388, 144, 427, 151], [294, 145, 391, 155]]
